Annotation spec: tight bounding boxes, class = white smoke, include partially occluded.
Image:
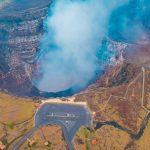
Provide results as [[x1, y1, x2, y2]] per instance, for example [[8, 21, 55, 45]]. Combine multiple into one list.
[[33, 0, 128, 92]]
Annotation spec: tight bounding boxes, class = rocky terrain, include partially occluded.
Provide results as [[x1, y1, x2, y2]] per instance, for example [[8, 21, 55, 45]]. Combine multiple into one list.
[[0, 0, 11, 9], [0, 0, 50, 96], [72, 61, 150, 150], [0, 0, 150, 98], [0, 1, 150, 150], [124, 44, 150, 68]]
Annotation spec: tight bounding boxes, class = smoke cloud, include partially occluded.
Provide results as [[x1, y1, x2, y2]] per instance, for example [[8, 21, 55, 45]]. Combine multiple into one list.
[[109, 0, 150, 44], [33, 0, 129, 92]]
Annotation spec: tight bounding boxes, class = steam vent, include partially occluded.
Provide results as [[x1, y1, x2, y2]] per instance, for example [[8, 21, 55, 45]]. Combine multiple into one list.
[[0, 0, 120, 97], [0, 0, 50, 96], [1, 0, 149, 97]]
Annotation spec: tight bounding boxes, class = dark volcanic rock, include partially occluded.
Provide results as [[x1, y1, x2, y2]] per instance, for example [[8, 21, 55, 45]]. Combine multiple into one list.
[[0, 0, 148, 97], [0, 0, 50, 96], [124, 44, 150, 68], [108, 63, 141, 87]]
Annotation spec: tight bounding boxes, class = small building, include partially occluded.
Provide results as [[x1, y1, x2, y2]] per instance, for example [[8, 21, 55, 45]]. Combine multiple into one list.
[[27, 139, 36, 147], [91, 139, 97, 145], [92, 112, 96, 119]]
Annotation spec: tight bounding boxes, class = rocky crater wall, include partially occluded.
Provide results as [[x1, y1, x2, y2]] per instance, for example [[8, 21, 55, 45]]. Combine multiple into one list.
[[0, 1, 50, 96]]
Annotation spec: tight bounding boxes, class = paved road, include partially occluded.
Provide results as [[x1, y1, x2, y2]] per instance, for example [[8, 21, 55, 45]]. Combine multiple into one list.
[[12, 103, 92, 150], [11, 127, 37, 150], [35, 103, 92, 150]]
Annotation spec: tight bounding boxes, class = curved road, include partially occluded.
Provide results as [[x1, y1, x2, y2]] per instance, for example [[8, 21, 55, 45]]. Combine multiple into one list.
[[12, 103, 92, 150]]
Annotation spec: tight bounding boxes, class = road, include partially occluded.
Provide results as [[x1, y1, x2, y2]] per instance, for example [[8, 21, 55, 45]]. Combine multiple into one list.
[[12, 103, 92, 150], [11, 127, 37, 150]]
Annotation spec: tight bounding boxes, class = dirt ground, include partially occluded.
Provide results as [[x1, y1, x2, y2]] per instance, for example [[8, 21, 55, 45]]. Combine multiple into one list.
[[20, 125, 67, 150], [0, 92, 35, 149], [0, 64, 150, 150], [73, 65, 150, 150]]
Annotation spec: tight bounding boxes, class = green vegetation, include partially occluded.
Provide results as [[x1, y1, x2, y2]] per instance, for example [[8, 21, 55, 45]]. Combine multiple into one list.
[[32, 142, 37, 147], [76, 127, 96, 150], [7, 122, 15, 129], [44, 141, 52, 148], [1, 137, 8, 145]]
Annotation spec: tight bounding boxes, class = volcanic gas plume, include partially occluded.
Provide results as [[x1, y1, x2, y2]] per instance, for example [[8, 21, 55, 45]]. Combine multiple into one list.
[[32, 0, 148, 93]]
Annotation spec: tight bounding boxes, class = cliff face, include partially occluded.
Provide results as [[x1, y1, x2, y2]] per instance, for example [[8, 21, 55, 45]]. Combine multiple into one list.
[[0, 0, 125, 97], [0, 0, 149, 97], [0, 0, 50, 96]]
